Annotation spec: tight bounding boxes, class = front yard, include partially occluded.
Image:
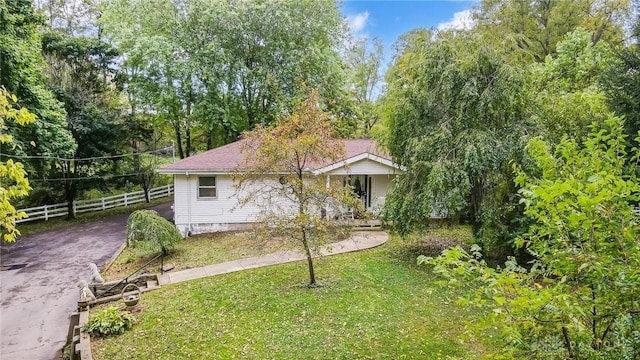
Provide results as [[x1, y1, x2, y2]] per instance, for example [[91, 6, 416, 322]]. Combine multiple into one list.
[[92, 227, 497, 359]]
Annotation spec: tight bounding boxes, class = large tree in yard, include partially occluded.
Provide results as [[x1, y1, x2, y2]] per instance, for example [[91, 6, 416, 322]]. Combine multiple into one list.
[[381, 30, 529, 253], [235, 89, 359, 286]]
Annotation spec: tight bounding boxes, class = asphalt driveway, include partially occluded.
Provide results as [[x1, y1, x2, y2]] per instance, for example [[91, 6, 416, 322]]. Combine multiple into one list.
[[0, 202, 173, 360]]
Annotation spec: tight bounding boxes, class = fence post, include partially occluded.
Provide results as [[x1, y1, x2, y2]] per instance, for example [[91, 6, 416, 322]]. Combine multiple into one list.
[[124, 193, 128, 207], [73, 202, 77, 217], [44, 205, 49, 221]]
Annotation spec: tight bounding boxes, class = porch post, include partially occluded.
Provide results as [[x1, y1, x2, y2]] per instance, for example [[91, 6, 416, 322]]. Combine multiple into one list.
[[323, 175, 331, 219]]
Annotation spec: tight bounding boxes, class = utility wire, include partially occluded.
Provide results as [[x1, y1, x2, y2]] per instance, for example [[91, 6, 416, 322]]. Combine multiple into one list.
[[0, 145, 172, 162], [28, 171, 152, 182]]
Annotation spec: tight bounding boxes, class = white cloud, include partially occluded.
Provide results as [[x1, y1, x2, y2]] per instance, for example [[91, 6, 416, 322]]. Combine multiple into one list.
[[347, 11, 370, 34], [437, 9, 475, 31]]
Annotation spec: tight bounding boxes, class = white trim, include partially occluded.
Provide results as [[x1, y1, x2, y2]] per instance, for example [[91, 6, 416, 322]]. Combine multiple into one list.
[[312, 153, 402, 175], [197, 175, 218, 200]]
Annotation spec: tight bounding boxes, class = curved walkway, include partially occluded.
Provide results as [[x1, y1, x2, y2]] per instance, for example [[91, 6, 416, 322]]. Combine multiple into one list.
[[158, 231, 388, 285]]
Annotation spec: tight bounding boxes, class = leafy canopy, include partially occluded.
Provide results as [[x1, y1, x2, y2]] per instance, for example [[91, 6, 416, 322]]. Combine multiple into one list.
[[1, 88, 35, 242], [421, 116, 640, 358], [381, 30, 529, 251]]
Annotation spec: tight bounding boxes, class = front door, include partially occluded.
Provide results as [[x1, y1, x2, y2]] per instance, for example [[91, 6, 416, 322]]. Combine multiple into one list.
[[345, 175, 372, 210]]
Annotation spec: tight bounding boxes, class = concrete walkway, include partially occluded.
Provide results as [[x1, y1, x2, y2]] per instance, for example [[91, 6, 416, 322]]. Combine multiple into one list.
[[158, 231, 388, 285]]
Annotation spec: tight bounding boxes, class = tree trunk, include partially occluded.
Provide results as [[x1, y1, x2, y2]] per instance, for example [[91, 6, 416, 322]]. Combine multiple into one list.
[[185, 95, 192, 157], [301, 227, 316, 286], [63, 161, 77, 220], [174, 122, 184, 159], [65, 180, 76, 220], [143, 184, 151, 203]]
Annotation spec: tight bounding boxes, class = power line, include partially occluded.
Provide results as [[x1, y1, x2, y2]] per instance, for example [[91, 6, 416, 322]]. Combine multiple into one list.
[[0, 145, 173, 162], [28, 171, 153, 182]]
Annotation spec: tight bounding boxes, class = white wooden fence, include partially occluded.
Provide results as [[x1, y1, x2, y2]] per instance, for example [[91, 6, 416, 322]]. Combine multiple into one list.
[[16, 184, 174, 223]]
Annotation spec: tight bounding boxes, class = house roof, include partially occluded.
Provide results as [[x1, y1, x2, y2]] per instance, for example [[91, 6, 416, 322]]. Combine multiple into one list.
[[158, 138, 398, 174]]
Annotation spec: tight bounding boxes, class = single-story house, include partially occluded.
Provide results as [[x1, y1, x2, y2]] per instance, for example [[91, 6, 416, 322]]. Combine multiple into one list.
[[158, 139, 401, 236]]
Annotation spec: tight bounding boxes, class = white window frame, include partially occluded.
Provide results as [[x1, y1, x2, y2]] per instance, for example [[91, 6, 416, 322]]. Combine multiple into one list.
[[197, 176, 217, 199]]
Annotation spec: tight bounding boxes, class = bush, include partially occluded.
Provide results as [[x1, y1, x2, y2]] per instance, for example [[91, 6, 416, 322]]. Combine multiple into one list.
[[126, 209, 182, 255], [82, 306, 135, 337]]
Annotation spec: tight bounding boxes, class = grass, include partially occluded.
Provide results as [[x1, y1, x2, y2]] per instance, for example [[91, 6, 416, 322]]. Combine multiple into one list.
[[102, 231, 297, 281], [92, 226, 498, 359], [17, 197, 172, 236]]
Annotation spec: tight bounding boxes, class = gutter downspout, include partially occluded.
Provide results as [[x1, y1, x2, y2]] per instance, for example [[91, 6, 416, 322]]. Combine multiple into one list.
[[186, 172, 192, 237]]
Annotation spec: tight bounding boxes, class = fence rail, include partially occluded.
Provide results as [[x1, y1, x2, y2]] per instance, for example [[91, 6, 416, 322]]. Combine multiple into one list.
[[17, 184, 174, 223]]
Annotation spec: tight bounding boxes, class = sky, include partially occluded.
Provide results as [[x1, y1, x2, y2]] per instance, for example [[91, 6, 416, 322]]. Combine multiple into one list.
[[341, 0, 478, 66]]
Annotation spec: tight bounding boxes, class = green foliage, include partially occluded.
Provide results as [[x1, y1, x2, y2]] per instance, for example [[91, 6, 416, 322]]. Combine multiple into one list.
[[0, 0, 76, 175], [40, 31, 129, 217], [381, 30, 529, 252], [126, 210, 182, 255], [529, 29, 614, 146], [99, 0, 349, 156], [83, 306, 135, 337], [601, 15, 640, 156], [346, 36, 384, 136], [474, 0, 629, 62], [421, 116, 640, 358], [0, 88, 35, 241]]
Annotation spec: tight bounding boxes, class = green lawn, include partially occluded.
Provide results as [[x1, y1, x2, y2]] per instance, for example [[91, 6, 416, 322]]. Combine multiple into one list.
[[92, 230, 497, 359], [103, 231, 296, 281]]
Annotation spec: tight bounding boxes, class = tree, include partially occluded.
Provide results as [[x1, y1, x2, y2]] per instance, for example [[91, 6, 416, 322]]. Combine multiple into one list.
[[381, 30, 529, 253], [529, 28, 614, 145], [422, 116, 640, 358], [234, 89, 359, 286], [41, 32, 127, 218], [346, 36, 384, 136], [126, 210, 182, 255], [474, 0, 630, 62], [1, 88, 35, 242], [99, 0, 349, 155], [32, 0, 101, 36], [0, 0, 76, 178], [601, 14, 640, 155], [136, 153, 160, 203]]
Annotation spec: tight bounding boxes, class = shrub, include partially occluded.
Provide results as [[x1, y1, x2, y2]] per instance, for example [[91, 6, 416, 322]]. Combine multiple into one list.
[[126, 209, 182, 255], [421, 117, 640, 358], [82, 307, 135, 337]]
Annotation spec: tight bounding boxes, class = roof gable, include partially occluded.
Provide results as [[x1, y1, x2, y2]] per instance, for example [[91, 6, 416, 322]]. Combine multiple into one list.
[[314, 153, 401, 175]]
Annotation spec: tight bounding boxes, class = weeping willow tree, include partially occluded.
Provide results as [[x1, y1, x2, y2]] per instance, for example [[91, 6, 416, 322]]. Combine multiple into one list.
[[125, 210, 182, 255]]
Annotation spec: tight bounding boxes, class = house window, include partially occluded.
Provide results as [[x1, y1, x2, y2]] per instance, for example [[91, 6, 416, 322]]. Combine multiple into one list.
[[198, 176, 217, 199]]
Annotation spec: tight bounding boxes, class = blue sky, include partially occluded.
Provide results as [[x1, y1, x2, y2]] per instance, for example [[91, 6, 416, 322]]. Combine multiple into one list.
[[341, 1, 478, 59]]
